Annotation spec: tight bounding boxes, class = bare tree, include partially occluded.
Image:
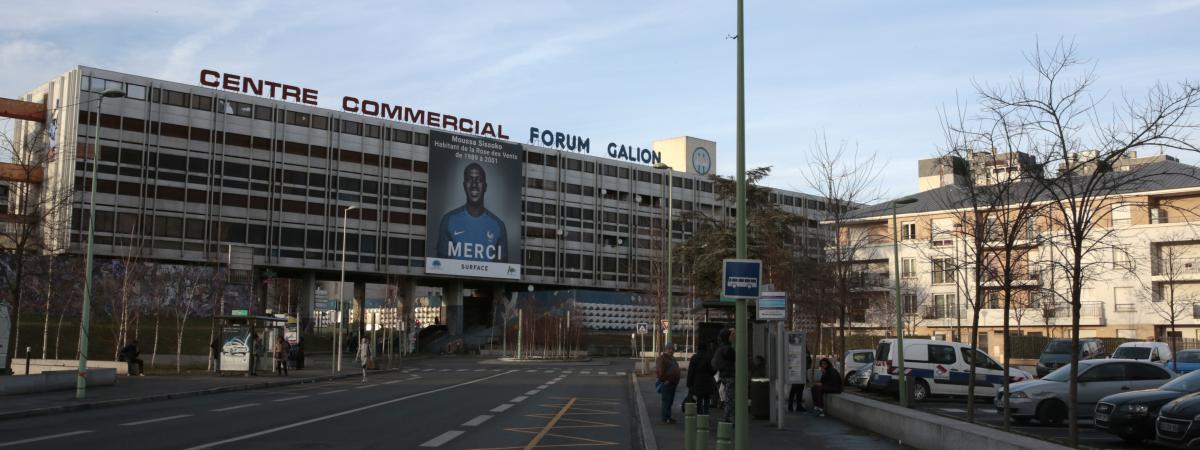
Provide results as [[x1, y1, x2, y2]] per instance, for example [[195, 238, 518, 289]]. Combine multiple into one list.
[[0, 120, 74, 373], [976, 40, 1200, 446], [801, 136, 883, 362]]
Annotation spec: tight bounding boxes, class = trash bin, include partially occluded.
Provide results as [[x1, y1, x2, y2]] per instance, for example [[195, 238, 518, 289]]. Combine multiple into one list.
[[750, 378, 770, 419]]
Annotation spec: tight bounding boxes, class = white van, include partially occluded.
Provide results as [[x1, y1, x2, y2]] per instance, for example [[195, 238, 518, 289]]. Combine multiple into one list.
[[1110, 341, 1172, 365], [869, 338, 1033, 401]]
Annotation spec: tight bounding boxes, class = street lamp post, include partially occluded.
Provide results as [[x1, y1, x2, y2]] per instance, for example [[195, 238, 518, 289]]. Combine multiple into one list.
[[335, 205, 358, 373], [734, 1, 749, 447], [654, 163, 674, 347], [78, 87, 125, 399], [892, 197, 918, 408]]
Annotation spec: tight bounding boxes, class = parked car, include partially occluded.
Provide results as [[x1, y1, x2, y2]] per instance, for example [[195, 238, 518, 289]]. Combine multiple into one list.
[[870, 338, 1032, 401], [851, 364, 873, 391], [1110, 341, 1172, 365], [1095, 369, 1200, 443], [998, 359, 1176, 426], [1156, 391, 1200, 446], [1164, 349, 1200, 374], [1037, 338, 1105, 378], [843, 349, 875, 385]]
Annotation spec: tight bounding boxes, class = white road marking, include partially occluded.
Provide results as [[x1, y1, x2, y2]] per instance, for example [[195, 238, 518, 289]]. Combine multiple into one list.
[[617, 372, 627, 376], [939, 408, 967, 413], [419, 430, 465, 447], [383, 380, 402, 385], [475, 368, 486, 371], [440, 368, 452, 372], [544, 370, 554, 373], [318, 389, 347, 395], [273, 395, 309, 402], [121, 414, 192, 426], [539, 385, 550, 389], [0, 430, 94, 448], [183, 371, 515, 450], [525, 389, 541, 396], [511, 395, 528, 403], [599, 371, 609, 375], [210, 403, 259, 412], [457, 369, 468, 372], [354, 384, 378, 389], [491, 403, 514, 412], [580, 371, 592, 375], [462, 415, 493, 427]]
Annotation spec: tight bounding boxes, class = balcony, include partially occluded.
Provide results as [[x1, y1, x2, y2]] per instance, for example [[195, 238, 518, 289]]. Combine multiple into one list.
[[849, 272, 890, 291], [1152, 257, 1200, 278], [1042, 301, 1106, 326]]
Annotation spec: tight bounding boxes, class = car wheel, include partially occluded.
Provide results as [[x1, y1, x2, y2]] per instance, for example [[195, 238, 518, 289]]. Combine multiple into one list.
[[1011, 416, 1031, 425], [845, 371, 856, 385], [1035, 400, 1066, 426], [911, 379, 930, 402]]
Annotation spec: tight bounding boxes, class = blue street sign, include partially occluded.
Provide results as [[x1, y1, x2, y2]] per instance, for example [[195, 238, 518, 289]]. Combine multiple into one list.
[[722, 259, 762, 299]]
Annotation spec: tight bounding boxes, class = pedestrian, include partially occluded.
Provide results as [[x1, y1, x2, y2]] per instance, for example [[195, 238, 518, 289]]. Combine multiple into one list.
[[273, 335, 288, 376], [210, 337, 221, 373], [811, 358, 843, 417], [356, 337, 372, 382], [120, 340, 144, 376], [788, 351, 812, 412], [686, 342, 717, 416], [656, 343, 682, 424], [710, 328, 736, 423]]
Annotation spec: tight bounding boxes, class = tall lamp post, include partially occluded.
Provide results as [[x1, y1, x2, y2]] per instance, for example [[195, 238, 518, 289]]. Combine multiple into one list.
[[734, 0, 750, 447], [78, 87, 125, 399], [892, 197, 918, 408], [653, 163, 674, 347], [335, 205, 358, 373]]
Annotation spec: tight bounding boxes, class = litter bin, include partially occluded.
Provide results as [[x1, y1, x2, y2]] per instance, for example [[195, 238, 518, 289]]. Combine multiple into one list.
[[750, 378, 770, 419]]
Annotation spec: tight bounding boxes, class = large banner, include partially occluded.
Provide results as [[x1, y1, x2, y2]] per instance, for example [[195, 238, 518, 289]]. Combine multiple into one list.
[[425, 130, 523, 280]]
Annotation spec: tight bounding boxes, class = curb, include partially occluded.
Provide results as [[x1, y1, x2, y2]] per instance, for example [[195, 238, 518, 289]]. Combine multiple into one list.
[[0, 368, 401, 422], [630, 373, 658, 450]]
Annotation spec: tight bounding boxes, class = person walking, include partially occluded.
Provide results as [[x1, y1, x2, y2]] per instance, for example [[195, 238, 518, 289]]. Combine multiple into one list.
[[210, 337, 222, 373], [811, 358, 843, 417], [120, 340, 144, 376], [788, 351, 812, 412], [273, 335, 289, 376], [686, 342, 717, 415], [656, 343, 682, 424], [356, 337, 372, 382], [711, 328, 736, 423]]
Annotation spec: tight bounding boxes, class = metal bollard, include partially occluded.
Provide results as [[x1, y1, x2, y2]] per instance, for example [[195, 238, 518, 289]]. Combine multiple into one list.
[[715, 421, 733, 450], [696, 414, 710, 450], [684, 402, 697, 450]]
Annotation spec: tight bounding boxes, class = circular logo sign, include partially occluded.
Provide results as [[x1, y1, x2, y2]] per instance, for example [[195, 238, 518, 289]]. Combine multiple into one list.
[[692, 146, 712, 175]]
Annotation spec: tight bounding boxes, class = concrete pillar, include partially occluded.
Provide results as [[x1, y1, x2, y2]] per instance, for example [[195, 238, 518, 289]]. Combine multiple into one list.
[[402, 279, 417, 347], [354, 280, 367, 339], [446, 280, 464, 337], [491, 285, 506, 330], [301, 272, 316, 332]]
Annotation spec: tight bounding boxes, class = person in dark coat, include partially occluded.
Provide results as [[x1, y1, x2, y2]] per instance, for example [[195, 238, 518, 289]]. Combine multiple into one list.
[[120, 340, 144, 376], [710, 328, 736, 422], [210, 338, 221, 372], [686, 342, 717, 415], [656, 344, 682, 424], [811, 357, 843, 416]]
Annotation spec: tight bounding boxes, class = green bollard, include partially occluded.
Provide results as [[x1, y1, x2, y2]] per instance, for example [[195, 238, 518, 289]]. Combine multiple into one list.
[[696, 414, 710, 450], [684, 402, 697, 450], [716, 421, 733, 450]]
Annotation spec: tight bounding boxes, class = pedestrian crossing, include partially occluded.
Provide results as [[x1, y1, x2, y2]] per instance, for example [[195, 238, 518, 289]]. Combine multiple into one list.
[[402, 367, 626, 377]]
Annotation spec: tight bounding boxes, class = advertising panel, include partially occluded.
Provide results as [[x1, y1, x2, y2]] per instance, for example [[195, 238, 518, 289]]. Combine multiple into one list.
[[425, 130, 523, 280], [220, 326, 252, 372], [787, 332, 807, 384]]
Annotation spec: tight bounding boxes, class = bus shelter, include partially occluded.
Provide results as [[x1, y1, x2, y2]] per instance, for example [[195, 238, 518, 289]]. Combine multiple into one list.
[[216, 315, 286, 375]]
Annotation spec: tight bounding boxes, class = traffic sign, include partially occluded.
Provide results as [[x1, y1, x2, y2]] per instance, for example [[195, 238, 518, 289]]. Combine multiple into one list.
[[636, 322, 650, 335], [756, 292, 786, 320], [722, 259, 762, 299], [231, 309, 249, 317]]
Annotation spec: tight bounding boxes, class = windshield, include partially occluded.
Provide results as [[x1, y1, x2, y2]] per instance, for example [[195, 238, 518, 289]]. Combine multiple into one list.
[[1162, 370, 1200, 393], [1042, 361, 1097, 382], [1178, 351, 1200, 363], [1044, 341, 1072, 354], [1112, 347, 1151, 359]]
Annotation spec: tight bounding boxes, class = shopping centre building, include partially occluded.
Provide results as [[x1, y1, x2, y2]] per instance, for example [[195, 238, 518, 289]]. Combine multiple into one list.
[[4, 66, 829, 341]]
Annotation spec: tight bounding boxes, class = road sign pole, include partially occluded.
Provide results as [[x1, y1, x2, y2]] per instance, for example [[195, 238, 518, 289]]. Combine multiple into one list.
[[734, 0, 748, 447]]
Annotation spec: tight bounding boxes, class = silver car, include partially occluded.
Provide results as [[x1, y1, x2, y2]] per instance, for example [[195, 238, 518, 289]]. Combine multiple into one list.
[[997, 359, 1176, 425], [842, 349, 875, 385]]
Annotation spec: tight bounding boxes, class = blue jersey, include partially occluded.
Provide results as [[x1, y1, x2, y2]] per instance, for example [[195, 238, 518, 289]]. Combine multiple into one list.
[[435, 206, 508, 262]]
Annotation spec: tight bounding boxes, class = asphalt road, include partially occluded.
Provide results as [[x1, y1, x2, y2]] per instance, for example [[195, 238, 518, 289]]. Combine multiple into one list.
[[0, 358, 637, 450]]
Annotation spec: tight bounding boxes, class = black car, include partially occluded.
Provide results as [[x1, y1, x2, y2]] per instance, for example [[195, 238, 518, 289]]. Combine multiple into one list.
[[1097, 370, 1200, 443], [1156, 391, 1200, 446], [1037, 338, 1104, 377]]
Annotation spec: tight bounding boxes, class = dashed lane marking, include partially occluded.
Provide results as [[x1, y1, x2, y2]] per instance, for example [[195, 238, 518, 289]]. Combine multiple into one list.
[[463, 415, 494, 427], [616, 372, 626, 376], [318, 389, 347, 395], [383, 380, 403, 385], [420, 430, 465, 447], [211, 403, 259, 412], [511, 396, 528, 403], [273, 395, 309, 402], [354, 384, 378, 389], [121, 414, 192, 426], [492, 404, 515, 413], [525, 390, 541, 396], [0, 431, 94, 448]]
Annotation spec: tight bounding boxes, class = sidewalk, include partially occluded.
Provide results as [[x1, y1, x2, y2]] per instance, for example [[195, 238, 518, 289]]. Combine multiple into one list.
[[634, 376, 907, 450], [0, 355, 415, 421]]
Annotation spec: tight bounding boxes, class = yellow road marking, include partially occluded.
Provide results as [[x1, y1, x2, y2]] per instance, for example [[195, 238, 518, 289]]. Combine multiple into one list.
[[523, 397, 577, 450]]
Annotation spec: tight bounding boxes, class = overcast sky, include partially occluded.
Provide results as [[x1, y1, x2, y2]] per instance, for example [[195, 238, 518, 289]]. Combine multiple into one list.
[[3, 0, 1198, 198]]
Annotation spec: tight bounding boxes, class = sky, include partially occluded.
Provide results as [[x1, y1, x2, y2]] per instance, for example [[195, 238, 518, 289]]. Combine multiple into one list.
[[3, 0, 1199, 198]]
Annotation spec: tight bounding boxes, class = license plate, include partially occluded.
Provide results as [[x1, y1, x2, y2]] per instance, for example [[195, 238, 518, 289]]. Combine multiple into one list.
[[1095, 413, 1108, 423], [1161, 422, 1182, 433]]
